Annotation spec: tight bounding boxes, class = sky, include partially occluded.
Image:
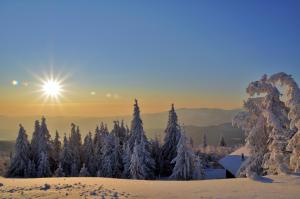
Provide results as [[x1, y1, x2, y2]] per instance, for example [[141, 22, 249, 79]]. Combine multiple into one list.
[[0, 0, 300, 117]]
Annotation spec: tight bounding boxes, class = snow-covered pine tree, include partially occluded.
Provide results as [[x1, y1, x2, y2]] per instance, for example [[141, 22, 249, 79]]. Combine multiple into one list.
[[69, 123, 82, 175], [161, 104, 181, 176], [60, 134, 73, 176], [120, 120, 128, 144], [219, 135, 226, 147], [37, 117, 54, 174], [150, 136, 161, 177], [128, 99, 147, 151], [193, 155, 205, 180], [54, 163, 65, 177], [112, 136, 123, 178], [6, 124, 31, 177], [122, 143, 131, 178], [37, 151, 52, 177], [82, 132, 95, 175], [52, 131, 62, 167], [39, 117, 52, 154], [139, 134, 156, 179], [112, 120, 127, 146], [30, 120, 41, 164], [94, 125, 105, 175], [71, 160, 79, 177], [79, 163, 91, 177], [26, 160, 36, 178], [101, 133, 114, 177], [129, 136, 156, 179], [170, 127, 194, 180], [129, 141, 144, 179]]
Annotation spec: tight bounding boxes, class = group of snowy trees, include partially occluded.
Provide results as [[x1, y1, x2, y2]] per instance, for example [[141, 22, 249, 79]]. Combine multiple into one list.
[[233, 72, 300, 177], [7, 100, 204, 180]]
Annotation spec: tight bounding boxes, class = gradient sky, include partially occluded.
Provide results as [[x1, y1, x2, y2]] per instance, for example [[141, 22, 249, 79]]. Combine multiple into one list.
[[0, 0, 300, 117]]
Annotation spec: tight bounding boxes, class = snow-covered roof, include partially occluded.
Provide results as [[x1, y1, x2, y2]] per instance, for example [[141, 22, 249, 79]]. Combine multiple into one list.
[[218, 146, 251, 177]]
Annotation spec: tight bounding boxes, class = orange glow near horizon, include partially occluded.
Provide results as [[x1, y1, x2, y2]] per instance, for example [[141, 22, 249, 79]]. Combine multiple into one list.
[[0, 97, 242, 117]]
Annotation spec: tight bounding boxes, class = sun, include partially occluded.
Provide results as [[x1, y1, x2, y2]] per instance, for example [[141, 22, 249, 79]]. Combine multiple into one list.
[[36, 73, 67, 102], [42, 79, 62, 98]]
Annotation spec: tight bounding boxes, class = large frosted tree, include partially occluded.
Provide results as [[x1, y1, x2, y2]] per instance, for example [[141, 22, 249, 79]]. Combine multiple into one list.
[[170, 127, 195, 180], [268, 72, 300, 172], [161, 104, 181, 176], [233, 74, 293, 176], [6, 125, 31, 177]]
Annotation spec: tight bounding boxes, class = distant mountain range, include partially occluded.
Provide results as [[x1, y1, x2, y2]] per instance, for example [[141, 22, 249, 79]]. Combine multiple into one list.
[[0, 108, 243, 146]]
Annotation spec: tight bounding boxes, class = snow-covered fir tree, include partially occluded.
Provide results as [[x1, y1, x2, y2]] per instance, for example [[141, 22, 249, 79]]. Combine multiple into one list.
[[79, 163, 91, 177], [52, 131, 62, 167], [6, 125, 31, 177], [112, 120, 127, 145], [129, 141, 144, 179], [129, 135, 156, 180], [37, 117, 53, 174], [54, 163, 65, 177], [39, 117, 52, 155], [126, 99, 156, 179], [60, 134, 73, 176], [122, 143, 131, 178], [101, 133, 114, 177], [26, 160, 36, 178], [128, 99, 147, 151], [170, 127, 195, 180], [30, 120, 41, 164], [139, 134, 156, 179], [150, 136, 161, 176], [94, 125, 103, 174], [82, 132, 95, 175], [219, 135, 226, 147], [69, 123, 82, 176], [37, 151, 52, 177], [161, 104, 181, 176], [112, 136, 123, 178], [71, 160, 79, 177], [193, 155, 205, 180]]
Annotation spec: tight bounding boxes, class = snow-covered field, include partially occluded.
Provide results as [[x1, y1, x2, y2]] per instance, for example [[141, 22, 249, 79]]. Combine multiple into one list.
[[0, 175, 299, 199]]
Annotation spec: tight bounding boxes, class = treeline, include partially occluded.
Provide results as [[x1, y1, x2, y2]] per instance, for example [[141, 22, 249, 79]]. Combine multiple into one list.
[[6, 100, 204, 180]]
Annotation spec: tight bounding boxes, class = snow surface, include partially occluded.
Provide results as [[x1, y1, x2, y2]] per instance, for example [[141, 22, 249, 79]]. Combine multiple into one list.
[[219, 146, 250, 177], [0, 174, 299, 199]]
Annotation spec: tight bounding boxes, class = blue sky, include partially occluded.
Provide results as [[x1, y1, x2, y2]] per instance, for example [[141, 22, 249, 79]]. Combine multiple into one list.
[[0, 0, 300, 115]]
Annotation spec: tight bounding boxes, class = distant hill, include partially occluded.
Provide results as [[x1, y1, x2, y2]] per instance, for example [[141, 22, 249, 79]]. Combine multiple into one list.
[[147, 123, 244, 147], [0, 108, 242, 144]]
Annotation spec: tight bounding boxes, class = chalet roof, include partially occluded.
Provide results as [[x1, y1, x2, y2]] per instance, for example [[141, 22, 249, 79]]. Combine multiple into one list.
[[218, 146, 251, 177]]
